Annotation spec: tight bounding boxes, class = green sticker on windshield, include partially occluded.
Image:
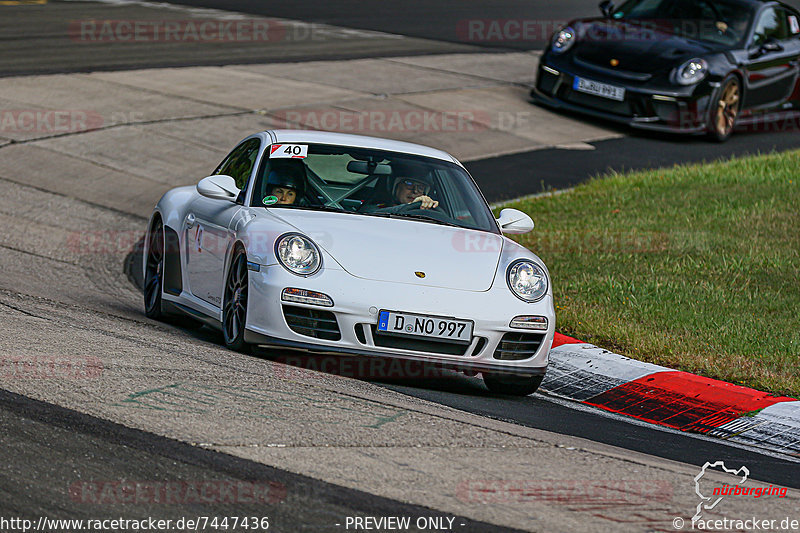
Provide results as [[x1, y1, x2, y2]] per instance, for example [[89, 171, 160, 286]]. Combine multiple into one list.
[[263, 195, 279, 206]]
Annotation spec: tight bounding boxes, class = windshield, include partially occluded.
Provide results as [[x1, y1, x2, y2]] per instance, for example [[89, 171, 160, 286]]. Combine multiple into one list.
[[251, 143, 499, 233], [611, 0, 753, 45]]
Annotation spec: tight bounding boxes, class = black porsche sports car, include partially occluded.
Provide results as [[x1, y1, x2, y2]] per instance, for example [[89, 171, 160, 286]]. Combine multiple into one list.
[[532, 0, 800, 140]]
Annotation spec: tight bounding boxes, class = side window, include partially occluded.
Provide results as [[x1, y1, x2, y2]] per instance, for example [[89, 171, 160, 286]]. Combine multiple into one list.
[[786, 9, 800, 37], [214, 138, 261, 190], [752, 7, 788, 46]]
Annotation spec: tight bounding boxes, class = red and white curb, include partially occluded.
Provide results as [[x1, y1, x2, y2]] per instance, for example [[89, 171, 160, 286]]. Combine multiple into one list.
[[543, 333, 800, 458]]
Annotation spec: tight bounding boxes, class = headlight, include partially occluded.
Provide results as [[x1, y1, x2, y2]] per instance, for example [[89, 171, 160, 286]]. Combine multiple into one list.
[[673, 58, 708, 85], [275, 233, 321, 276], [551, 27, 576, 54], [507, 260, 548, 302]]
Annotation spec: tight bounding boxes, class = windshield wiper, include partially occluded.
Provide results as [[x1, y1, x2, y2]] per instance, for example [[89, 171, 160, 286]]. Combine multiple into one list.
[[277, 206, 465, 229], [388, 213, 462, 228]]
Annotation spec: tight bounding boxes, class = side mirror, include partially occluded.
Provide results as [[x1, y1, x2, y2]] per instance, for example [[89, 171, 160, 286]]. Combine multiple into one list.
[[599, 0, 615, 18], [762, 39, 784, 53], [497, 208, 534, 234], [750, 38, 784, 58], [197, 175, 240, 202]]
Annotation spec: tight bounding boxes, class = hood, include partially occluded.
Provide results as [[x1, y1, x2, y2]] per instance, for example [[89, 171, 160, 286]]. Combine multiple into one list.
[[572, 19, 716, 75], [270, 209, 503, 291]]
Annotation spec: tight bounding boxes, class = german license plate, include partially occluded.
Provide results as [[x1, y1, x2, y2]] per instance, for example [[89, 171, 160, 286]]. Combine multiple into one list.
[[377, 310, 473, 344], [573, 77, 626, 101]]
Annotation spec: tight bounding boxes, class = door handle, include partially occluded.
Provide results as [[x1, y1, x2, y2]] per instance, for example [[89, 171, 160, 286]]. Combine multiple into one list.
[[186, 213, 196, 228]]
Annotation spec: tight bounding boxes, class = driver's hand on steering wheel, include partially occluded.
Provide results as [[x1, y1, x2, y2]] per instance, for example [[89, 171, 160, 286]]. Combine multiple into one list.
[[412, 195, 439, 209]]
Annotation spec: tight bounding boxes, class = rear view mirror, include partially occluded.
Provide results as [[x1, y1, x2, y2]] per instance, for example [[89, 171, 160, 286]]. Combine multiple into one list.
[[497, 208, 534, 234], [197, 175, 240, 202], [346, 161, 392, 175]]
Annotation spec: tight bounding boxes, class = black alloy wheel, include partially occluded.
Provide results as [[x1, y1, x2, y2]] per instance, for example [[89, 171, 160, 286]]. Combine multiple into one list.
[[223, 248, 251, 352], [144, 218, 165, 320]]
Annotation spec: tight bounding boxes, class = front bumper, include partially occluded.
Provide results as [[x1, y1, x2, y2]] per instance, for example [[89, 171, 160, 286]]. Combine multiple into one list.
[[244, 265, 554, 377], [533, 57, 714, 134]]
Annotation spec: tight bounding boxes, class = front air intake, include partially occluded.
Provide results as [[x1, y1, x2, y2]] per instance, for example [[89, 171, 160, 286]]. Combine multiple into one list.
[[493, 333, 545, 361], [282, 305, 341, 341]]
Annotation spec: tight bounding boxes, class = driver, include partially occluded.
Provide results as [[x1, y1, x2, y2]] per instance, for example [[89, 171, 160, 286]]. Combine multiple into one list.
[[385, 162, 438, 210], [358, 161, 439, 213], [263, 162, 305, 205], [391, 174, 439, 209]]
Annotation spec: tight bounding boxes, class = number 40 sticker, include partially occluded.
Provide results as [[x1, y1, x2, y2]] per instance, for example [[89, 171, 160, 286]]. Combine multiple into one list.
[[269, 144, 308, 159]]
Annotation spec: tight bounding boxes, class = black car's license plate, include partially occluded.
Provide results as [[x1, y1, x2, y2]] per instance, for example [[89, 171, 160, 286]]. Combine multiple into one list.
[[377, 310, 473, 344], [573, 77, 626, 101]]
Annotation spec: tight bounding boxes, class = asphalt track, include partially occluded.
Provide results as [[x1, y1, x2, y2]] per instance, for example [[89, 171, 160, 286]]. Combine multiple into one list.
[[106, 0, 800, 483], [0, 388, 521, 533], [161, 0, 800, 49], [119, 250, 800, 490], [2, 1, 800, 529]]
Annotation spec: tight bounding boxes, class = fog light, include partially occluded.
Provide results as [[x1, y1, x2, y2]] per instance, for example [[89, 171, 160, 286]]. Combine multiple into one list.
[[281, 288, 333, 307], [510, 315, 548, 330], [542, 65, 560, 76]]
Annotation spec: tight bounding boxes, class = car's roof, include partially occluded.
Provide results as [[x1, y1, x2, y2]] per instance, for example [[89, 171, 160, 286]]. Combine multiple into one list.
[[265, 130, 460, 165]]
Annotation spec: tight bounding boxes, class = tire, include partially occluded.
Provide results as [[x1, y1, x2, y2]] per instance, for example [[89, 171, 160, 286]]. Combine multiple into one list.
[[483, 372, 544, 396], [144, 218, 165, 320], [707, 75, 741, 142], [222, 248, 251, 353], [143, 218, 203, 329]]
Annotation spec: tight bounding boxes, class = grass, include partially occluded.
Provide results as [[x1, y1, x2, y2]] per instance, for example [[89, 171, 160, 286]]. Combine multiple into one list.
[[498, 150, 800, 397]]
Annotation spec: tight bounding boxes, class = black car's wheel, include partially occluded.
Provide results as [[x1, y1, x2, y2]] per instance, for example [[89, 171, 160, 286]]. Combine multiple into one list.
[[222, 248, 251, 353], [483, 372, 544, 396], [144, 218, 165, 320], [708, 75, 741, 142]]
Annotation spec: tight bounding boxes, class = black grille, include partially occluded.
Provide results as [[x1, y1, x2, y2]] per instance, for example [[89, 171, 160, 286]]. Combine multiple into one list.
[[354, 324, 367, 344], [493, 333, 546, 361], [283, 306, 341, 341], [537, 68, 559, 95], [369, 325, 470, 356]]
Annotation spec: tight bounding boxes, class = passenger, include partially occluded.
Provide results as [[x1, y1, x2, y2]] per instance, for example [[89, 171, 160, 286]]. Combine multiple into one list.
[[263, 162, 305, 206]]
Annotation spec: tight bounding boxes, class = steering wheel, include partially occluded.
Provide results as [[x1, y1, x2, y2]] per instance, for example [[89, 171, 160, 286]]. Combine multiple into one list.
[[393, 200, 454, 223]]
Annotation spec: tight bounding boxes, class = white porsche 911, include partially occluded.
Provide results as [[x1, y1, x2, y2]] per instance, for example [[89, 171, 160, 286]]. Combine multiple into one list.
[[143, 130, 554, 395]]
